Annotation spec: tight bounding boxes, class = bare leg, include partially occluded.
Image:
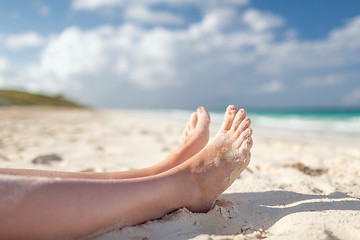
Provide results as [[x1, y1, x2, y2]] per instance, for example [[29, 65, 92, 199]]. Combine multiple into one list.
[[0, 105, 252, 239], [0, 107, 210, 179], [0, 174, 191, 240]]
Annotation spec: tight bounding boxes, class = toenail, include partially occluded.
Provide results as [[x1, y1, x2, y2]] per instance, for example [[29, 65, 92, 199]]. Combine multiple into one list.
[[228, 109, 236, 115], [228, 106, 236, 115], [240, 109, 244, 113], [246, 118, 250, 122], [197, 107, 203, 112]]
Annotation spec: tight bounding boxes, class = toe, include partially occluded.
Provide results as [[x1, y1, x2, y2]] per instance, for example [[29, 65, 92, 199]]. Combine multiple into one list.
[[230, 108, 247, 132], [240, 136, 253, 151], [190, 112, 198, 130], [235, 117, 251, 138], [220, 105, 238, 131], [182, 112, 196, 142], [234, 127, 252, 148], [196, 107, 210, 130]]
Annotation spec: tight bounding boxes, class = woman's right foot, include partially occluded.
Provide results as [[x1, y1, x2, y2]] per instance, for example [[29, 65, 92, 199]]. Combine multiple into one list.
[[176, 105, 253, 212]]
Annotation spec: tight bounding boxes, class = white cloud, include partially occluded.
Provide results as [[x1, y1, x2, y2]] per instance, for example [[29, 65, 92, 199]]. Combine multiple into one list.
[[254, 16, 360, 77], [18, 24, 177, 90], [72, 0, 122, 10], [0, 57, 9, 72], [71, 0, 249, 10], [243, 9, 284, 32], [343, 88, 360, 104], [0, 57, 10, 87], [71, 0, 248, 27], [302, 74, 349, 87], [329, 16, 360, 48], [5, 32, 46, 50], [257, 80, 284, 93], [283, 29, 297, 40], [38, 26, 111, 80], [39, 5, 50, 16], [124, 5, 184, 25], [32, 1, 51, 16], [189, 8, 237, 37]]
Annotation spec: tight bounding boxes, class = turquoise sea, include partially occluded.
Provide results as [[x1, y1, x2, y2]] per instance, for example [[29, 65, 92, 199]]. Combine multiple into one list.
[[153, 108, 360, 136]]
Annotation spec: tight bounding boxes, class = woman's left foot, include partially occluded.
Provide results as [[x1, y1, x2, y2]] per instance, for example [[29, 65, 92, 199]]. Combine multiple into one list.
[[149, 107, 210, 174]]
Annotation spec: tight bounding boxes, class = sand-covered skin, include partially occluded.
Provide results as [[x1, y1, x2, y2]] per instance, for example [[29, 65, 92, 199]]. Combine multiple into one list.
[[0, 107, 359, 240]]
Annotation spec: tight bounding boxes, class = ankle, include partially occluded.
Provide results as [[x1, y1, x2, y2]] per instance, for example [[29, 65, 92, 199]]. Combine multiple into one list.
[[175, 154, 215, 213]]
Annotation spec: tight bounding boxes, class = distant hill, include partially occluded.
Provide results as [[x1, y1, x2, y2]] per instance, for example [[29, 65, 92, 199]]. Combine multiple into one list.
[[0, 89, 85, 108]]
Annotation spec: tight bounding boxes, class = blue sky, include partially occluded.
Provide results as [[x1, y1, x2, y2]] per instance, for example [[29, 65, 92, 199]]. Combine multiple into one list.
[[0, 0, 360, 109]]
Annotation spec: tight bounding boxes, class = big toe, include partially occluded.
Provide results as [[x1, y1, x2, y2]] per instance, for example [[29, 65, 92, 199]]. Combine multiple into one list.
[[221, 105, 238, 130], [189, 112, 198, 130], [196, 107, 210, 130]]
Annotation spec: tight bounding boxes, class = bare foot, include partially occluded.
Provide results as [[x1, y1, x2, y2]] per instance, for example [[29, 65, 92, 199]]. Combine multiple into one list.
[[176, 105, 253, 212], [178, 107, 210, 163], [148, 107, 210, 175]]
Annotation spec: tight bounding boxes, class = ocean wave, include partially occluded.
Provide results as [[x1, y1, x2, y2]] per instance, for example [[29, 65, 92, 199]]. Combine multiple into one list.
[[250, 115, 360, 134]]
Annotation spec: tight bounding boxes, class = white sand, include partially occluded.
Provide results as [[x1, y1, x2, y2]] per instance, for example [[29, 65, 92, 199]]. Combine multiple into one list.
[[0, 107, 359, 240]]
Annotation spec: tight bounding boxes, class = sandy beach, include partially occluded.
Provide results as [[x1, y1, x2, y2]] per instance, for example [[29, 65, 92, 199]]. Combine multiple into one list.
[[0, 107, 359, 240]]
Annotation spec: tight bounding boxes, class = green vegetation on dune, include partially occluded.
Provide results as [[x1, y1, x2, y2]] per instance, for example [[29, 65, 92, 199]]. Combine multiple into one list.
[[0, 89, 85, 108]]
